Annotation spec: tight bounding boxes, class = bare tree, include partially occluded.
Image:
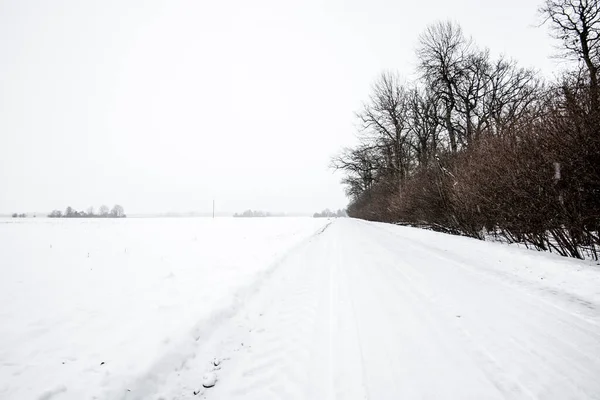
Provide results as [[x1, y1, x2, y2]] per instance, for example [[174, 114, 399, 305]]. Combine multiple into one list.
[[48, 210, 62, 218], [483, 57, 543, 136], [357, 72, 412, 185], [99, 205, 109, 217], [331, 146, 379, 200], [110, 204, 125, 218], [540, 0, 600, 111], [417, 21, 471, 153], [407, 87, 442, 166], [452, 48, 491, 145]]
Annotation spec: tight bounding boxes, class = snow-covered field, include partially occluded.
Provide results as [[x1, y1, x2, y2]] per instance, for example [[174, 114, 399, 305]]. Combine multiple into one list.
[[2, 217, 600, 399], [0, 217, 328, 400]]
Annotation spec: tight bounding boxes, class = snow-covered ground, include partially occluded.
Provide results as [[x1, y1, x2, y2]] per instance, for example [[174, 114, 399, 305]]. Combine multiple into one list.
[[0, 217, 328, 400], [155, 219, 600, 400], [2, 217, 600, 399]]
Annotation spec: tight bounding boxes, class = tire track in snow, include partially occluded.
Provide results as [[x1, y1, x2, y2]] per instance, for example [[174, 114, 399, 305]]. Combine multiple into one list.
[[215, 238, 327, 399], [116, 222, 331, 400], [341, 222, 525, 399]]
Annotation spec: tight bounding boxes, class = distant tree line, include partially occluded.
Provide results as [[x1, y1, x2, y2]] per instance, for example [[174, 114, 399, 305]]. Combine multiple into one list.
[[234, 210, 268, 218], [234, 210, 279, 218], [313, 209, 347, 218], [11, 213, 28, 218], [48, 205, 126, 218], [332, 0, 600, 260]]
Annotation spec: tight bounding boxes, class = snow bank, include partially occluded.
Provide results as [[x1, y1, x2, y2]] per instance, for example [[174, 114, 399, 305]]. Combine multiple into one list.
[[0, 217, 326, 399]]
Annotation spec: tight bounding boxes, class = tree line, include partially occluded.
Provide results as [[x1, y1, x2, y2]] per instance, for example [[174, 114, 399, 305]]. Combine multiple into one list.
[[313, 209, 347, 218], [333, 0, 600, 259], [48, 205, 126, 218], [234, 210, 272, 218]]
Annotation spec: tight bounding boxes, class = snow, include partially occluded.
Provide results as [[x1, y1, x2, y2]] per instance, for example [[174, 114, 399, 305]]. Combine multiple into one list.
[[2, 217, 600, 399], [0, 217, 327, 400], [154, 219, 600, 400]]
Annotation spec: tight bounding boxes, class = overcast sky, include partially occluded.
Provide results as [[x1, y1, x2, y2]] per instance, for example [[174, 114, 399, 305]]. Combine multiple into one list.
[[0, 0, 562, 214]]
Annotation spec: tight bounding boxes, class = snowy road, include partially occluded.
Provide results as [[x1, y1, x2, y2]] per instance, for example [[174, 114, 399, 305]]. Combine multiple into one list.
[[155, 219, 600, 400]]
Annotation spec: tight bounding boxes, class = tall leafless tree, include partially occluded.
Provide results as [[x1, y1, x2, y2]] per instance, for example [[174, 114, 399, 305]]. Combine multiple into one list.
[[540, 0, 600, 112], [407, 87, 442, 166], [357, 72, 412, 186], [417, 21, 471, 153]]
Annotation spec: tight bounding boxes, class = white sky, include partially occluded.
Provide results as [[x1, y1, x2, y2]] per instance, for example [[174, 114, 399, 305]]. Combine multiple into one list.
[[0, 0, 560, 214]]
